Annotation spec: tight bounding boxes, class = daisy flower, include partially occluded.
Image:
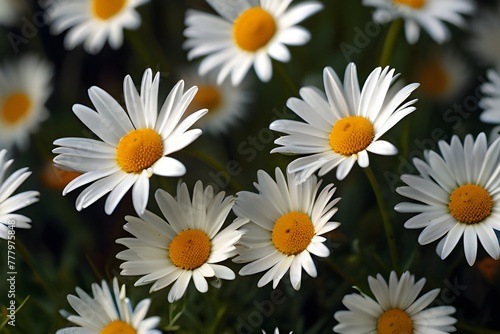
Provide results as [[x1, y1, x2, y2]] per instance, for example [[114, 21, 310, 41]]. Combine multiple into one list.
[[479, 68, 500, 124], [362, 0, 475, 44], [48, 0, 149, 54], [56, 277, 160, 334], [53, 69, 207, 215], [0, 55, 53, 150], [395, 133, 500, 266], [233, 167, 340, 290], [0, 149, 39, 240], [116, 181, 245, 303], [184, 0, 323, 85], [414, 49, 472, 102], [270, 63, 419, 183], [333, 271, 457, 333], [468, 5, 500, 68], [180, 66, 252, 134]]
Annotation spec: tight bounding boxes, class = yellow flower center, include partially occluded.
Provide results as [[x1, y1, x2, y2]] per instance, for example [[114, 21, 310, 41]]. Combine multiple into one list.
[[1, 92, 32, 125], [329, 116, 375, 156], [186, 85, 222, 116], [169, 229, 211, 270], [233, 7, 277, 52], [101, 320, 137, 334], [416, 59, 450, 97], [448, 184, 493, 225], [377, 308, 413, 334], [116, 128, 163, 174], [272, 212, 315, 256], [393, 0, 426, 9], [92, 0, 127, 20]]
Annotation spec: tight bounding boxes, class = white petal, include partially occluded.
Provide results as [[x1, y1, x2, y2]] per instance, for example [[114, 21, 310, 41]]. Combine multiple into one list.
[[132, 171, 149, 215]]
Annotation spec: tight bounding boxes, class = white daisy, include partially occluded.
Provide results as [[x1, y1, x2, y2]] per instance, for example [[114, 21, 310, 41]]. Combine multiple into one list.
[[56, 277, 160, 334], [116, 181, 245, 303], [479, 68, 500, 124], [233, 167, 340, 290], [180, 66, 252, 134], [184, 0, 323, 85], [414, 49, 472, 102], [333, 271, 457, 333], [53, 69, 207, 215], [468, 4, 500, 69], [48, 0, 149, 54], [270, 63, 419, 183], [0, 149, 39, 240], [395, 133, 500, 266], [0, 55, 53, 150], [362, 0, 475, 44]]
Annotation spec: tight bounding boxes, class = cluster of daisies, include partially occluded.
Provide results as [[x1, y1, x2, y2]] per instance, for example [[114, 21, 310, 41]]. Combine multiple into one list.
[[1, 0, 500, 332]]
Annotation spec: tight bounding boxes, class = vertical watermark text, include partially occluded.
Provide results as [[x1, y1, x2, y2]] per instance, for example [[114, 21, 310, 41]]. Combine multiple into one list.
[[6, 220, 17, 326]]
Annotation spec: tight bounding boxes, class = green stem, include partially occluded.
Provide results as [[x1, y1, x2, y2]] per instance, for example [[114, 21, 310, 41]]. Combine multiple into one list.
[[379, 19, 403, 67], [125, 30, 169, 73], [0, 295, 29, 329], [15, 239, 57, 302], [207, 304, 226, 334], [364, 167, 400, 272], [180, 150, 243, 192], [325, 258, 356, 286], [275, 62, 300, 97]]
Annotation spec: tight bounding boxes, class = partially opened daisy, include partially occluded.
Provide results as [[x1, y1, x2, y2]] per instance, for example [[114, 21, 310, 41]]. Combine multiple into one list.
[[479, 69, 500, 124], [395, 133, 500, 266], [184, 0, 323, 85], [56, 277, 160, 334], [270, 63, 419, 183], [333, 271, 457, 333], [53, 69, 207, 215], [233, 167, 340, 290], [180, 66, 252, 134], [468, 5, 500, 68], [362, 0, 475, 44], [0, 55, 53, 150], [48, 0, 149, 54], [117, 181, 245, 303], [0, 149, 39, 240]]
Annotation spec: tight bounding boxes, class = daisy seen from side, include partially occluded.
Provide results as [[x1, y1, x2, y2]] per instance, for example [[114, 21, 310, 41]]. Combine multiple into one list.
[[233, 167, 340, 290], [48, 0, 149, 54], [333, 271, 457, 333], [0, 55, 53, 150], [184, 0, 323, 85], [270, 63, 419, 183], [53, 69, 207, 215], [180, 66, 253, 134], [117, 181, 245, 303], [479, 68, 500, 124], [0, 149, 39, 240], [56, 277, 160, 334], [362, 0, 474, 44], [395, 133, 500, 266]]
